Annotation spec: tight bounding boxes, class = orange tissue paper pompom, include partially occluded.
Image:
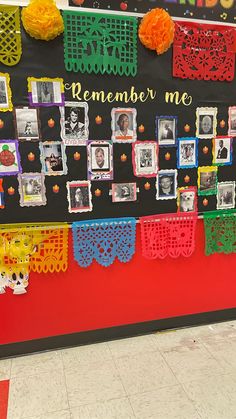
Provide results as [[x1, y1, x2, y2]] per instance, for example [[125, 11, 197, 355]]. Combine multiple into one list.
[[21, 0, 64, 41], [138, 8, 175, 55]]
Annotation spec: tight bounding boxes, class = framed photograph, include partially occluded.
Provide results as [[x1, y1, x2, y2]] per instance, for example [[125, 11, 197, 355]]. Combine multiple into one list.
[[14, 107, 40, 141], [198, 166, 217, 195], [112, 182, 137, 202], [156, 169, 177, 200], [0, 72, 12, 112], [87, 140, 113, 181], [67, 180, 93, 213], [0, 140, 21, 176], [18, 173, 46, 207], [177, 187, 197, 213], [217, 181, 235, 210], [40, 141, 67, 176], [111, 108, 137, 142], [27, 77, 64, 107], [177, 137, 198, 168], [196, 107, 217, 139], [132, 141, 158, 177], [60, 101, 89, 146], [156, 116, 177, 146], [212, 136, 232, 166], [228, 106, 236, 136]]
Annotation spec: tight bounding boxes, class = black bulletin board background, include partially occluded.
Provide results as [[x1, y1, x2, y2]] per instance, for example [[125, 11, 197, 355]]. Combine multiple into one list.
[[0, 15, 236, 224]]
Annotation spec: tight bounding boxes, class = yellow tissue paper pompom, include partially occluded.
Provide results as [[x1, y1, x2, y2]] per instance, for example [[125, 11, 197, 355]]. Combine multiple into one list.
[[21, 0, 64, 41]]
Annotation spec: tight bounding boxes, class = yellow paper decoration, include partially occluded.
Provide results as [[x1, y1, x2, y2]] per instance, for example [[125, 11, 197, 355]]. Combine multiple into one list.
[[0, 6, 22, 66], [21, 0, 64, 41], [0, 72, 13, 112]]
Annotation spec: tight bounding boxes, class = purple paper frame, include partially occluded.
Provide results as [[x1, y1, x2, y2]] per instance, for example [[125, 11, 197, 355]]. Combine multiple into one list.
[[28, 92, 65, 107], [0, 140, 22, 176]]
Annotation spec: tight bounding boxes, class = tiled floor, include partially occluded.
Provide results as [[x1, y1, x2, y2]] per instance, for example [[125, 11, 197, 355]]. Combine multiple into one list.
[[2, 320, 236, 418]]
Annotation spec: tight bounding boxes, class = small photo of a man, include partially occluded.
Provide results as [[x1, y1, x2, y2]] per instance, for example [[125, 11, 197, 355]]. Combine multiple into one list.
[[156, 170, 177, 200], [214, 137, 231, 165]]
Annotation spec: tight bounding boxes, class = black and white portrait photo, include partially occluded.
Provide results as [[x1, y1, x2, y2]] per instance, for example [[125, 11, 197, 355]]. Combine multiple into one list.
[[111, 108, 137, 142], [213, 137, 231, 165], [18, 173, 46, 207], [67, 180, 92, 213], [178, 138, 197, 168], [196, 107, 217, 139], [156, 116, 176, 146], [40, 141, 67, 176], [88, 141, 113, 181], [228, 107, 236, 136], [132, 141, 158, 177], [198, 168, 217, 195], [60, 102, 89, 145], [29, 77, 64, 106], [0, 77, 7, 106], [112, 182, 137, 202], [14, 107, 40, 141], [156, 170, 177, 200], [217, 182, 235, 210]]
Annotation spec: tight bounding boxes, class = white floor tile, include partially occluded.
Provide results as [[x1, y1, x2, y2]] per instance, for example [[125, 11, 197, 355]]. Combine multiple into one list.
[[0, 358, 11, 380], [65, 359, 126, 408], [11, 351, 63, 378], [129, 385, 201, 419], [202, 339, 236, 371], [61, 342, 112, 371], [152, 328, 201, 352], [70, 397, 135, 418], [7, 370, 69, 419], [114, 350, 178, 395], [191, 321, 236, 345], [108, 334, 159, 359], [23, 410, 71, 419]]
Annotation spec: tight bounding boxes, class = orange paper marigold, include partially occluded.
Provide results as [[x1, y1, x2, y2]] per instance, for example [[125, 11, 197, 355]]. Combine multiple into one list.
[[138, 8, 175, 55], [21, 0, 64, 41]]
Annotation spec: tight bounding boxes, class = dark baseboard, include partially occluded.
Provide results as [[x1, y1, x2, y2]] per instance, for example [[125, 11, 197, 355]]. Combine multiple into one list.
[[1, 307, 236, 359]]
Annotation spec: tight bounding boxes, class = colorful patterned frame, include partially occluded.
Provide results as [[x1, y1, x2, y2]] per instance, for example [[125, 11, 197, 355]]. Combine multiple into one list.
[[196, 107, 217, 139], [40, 141, 68, 176], [14, 106, 41, 142], [177, 137, 198, 169], [0, 140, 21, 176], [0, 72, 13, 112], [111, 108, 137, 143], [66, 180, 93, 213], [155, 116, 177, 147], [217, 181, 235, 210], [132, 141, 158, 178], [197, 166, 218, 196], [60, 101, 89, 146], [212, 136, 232, 166], [156, 169, 177, 200], [87, 140, 113, 181], [228, 106, 236, 137], [27, 76, 65, 107], [177, 186, 198, 213], [18, 173, 47, 207]]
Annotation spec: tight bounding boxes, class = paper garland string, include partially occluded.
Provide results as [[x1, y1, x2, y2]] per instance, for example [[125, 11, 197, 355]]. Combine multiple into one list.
[[63, 11, 137, 77], [173, 22, 236, 82], [0, 6, 22, 66], [72, 218, 136, 267], [203, 210, 236, 255], [140, 213, 197, 259]]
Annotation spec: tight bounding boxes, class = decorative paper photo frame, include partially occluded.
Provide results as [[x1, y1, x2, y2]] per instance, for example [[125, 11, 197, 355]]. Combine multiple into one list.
[[177, 137, 198, 169], [18, 173, 46, 207], [112, 182, 137, 203], [156, 169, 177, 200], [196, 107, 217, 139], [228, 106, 236, 137], [111, 108, 137, 143], [212, 136, 232, 166], [177, 186, 197, 213], [217, 181, 235, 210], [198, 166, 217, 196], [40, 141, 68, 176], [14, 107, 41, 142], [67, 180, 93, 213], [155, 116, 177, 146], [87, 140, 113, 181], [132, 141, 158, 178], [0, 140, 21, 176], [27, 77, 65, 107], [60, 101, 89, 146], [0, 72, 13, 112]]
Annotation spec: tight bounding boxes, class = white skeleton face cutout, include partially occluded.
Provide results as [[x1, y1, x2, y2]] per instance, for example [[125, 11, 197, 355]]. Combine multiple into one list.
[[8, 270, 29, 294], [0, 269, 9, 294]]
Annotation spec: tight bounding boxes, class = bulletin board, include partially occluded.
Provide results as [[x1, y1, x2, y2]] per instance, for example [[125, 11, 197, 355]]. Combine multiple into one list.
[[0, 3, 236, 225]]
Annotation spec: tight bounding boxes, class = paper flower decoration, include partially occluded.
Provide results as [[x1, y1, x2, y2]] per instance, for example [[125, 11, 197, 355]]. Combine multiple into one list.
[[138, 8, 174, 55], [21, 0, 64, 41]]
